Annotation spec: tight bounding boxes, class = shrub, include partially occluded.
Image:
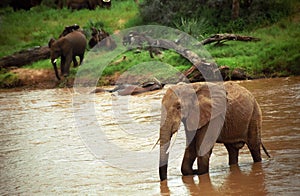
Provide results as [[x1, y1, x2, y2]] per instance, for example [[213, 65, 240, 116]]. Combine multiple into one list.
[[140, 0, 295, 35]]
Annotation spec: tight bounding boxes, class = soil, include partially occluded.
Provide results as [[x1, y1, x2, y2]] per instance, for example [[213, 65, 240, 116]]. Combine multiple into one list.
[[10, 68, 59, 90], [4, 68, 120, 91], [3, 66, 250, 91]]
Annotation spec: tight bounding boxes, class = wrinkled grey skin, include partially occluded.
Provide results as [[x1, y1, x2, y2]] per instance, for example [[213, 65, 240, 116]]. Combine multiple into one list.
[[159, 82, 270, 181], [48, 31, 87, 80]]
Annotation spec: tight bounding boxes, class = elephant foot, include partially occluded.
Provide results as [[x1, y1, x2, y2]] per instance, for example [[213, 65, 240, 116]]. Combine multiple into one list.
[[197, 168, 209, 176], [181, 168, 195, 176], [159, 165, 168, 181], [182, 169, 202, 176]]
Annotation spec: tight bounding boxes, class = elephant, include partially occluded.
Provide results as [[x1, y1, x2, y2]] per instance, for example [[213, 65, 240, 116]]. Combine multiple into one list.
[[99, 0, 111, 8], [88, 27, 109, 48], [48, 31, 87, 80], [9, 0, 42, 11], [66, 0, 99, 10], [159, 81, 270, 181], [59, 24, 81, 38], [88, 27, 116, 50]]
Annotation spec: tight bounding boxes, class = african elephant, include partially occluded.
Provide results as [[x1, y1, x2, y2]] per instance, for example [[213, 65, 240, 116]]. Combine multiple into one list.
[[66, 0, 99, 10], [159, 82, 270, 181], [9, 0, 42, 11], [99, 0, 111, 8], [88, 27, 116, 50], [48, 31, 87, 80], [59, 24, 81, 38]]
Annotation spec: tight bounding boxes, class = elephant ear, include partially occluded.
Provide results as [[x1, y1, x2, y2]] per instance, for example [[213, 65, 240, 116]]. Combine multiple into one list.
[[48, 38, 56, 48], [185, 82, 227, 132], [183, 84, 211, 132]]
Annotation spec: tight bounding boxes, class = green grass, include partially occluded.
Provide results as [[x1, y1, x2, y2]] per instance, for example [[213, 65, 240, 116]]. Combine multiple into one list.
[[206, 15, 300, 77], [102, 49, 191, 76], [0, 0, 140, 57]]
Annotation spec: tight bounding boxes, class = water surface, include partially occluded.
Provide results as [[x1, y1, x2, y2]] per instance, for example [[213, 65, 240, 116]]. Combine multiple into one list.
[[0, 77, 299, 195]]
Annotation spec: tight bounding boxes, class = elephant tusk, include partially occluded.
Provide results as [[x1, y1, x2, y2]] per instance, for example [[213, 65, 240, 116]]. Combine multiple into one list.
[[150, 138, 160, 151], [166, 131, 178, 154], [53, 59, 57, 63]]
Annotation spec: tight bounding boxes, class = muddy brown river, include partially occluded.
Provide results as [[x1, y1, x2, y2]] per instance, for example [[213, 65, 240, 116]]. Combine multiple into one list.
[[1, 77, 299, 195]]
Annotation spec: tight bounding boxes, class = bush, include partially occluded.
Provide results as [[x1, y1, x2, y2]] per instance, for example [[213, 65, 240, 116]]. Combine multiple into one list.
[[140, 0, 295, 35]]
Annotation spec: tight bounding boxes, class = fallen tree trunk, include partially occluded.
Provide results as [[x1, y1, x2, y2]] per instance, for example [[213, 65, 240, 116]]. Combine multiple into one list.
[[123, 32, 222, 81], [200, 33, 260, 45], [0, 46, 50, 69]]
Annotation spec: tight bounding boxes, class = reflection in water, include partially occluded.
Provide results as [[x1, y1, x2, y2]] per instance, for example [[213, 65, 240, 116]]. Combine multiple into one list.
[[161, 163, 267, 196], [0, 77, 299, 195]]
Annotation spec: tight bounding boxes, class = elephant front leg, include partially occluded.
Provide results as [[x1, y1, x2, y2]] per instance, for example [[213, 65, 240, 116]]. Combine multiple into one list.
[[63, 54, 73, 77], [181, 141, 197, 176], [197, 149, 212, 175], [60, 56, 66, 76]]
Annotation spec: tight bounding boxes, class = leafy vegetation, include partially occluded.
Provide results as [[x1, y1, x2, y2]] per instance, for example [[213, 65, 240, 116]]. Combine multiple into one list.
[[207, 16, 300, 77], [0, 0, 299, 88], [140, 0, 295, 35]]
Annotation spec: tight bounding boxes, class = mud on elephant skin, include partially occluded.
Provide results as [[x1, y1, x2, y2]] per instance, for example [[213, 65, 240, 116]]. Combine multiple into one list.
[[48, 31, 87, 80], [159, 81, 270, 181]]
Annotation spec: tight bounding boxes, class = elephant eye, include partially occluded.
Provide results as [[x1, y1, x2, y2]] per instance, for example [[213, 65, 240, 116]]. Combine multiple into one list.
[[175, 102, 181, 110]]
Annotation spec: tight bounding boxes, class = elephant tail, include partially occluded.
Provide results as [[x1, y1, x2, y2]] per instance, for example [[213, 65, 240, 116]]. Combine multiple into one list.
[[262, 142, 271, 158]]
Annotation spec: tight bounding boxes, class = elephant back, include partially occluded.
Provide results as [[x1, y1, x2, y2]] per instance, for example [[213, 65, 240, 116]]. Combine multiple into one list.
[[65, 31, 87, 54]]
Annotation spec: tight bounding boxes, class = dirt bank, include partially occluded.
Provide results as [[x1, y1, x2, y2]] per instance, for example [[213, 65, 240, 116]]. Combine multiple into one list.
[[3, 68, 118, 91]]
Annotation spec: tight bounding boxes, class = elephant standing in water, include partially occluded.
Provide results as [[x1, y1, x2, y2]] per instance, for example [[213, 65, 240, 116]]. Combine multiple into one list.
[[159, 82, 270, 181], [48, 31, 87, 80]]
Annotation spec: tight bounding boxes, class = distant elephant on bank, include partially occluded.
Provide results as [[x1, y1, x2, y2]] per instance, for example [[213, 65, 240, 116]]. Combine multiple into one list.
[[88, 27, 116, 50], [66, 0, 99, 10], [55, 0, 110, 9], [9, 0, 42, 11], [48, 31, 87, 80], [159, 82, 270, 181], [59, 24, 81, 38], [99, 0, 111, 8]]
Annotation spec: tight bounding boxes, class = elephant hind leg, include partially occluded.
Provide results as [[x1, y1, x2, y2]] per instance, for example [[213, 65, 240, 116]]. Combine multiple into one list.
[[247, 101, 263, 162], [73, 56, 78, 67], [247, 124, 262, 162], [79, 54, 84, 65], [247, 142, 262, 162], [224, 142, 244, 165]]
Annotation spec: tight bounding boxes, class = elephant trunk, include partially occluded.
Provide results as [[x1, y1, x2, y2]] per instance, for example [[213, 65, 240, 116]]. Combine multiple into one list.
[[159, 131, 171, 181], [51, 59, 60, 80]]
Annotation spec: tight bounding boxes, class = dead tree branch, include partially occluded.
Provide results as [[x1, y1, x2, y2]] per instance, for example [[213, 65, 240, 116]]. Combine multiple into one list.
[[0, 46, 50, 69], [200, 33, 260, 45]]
